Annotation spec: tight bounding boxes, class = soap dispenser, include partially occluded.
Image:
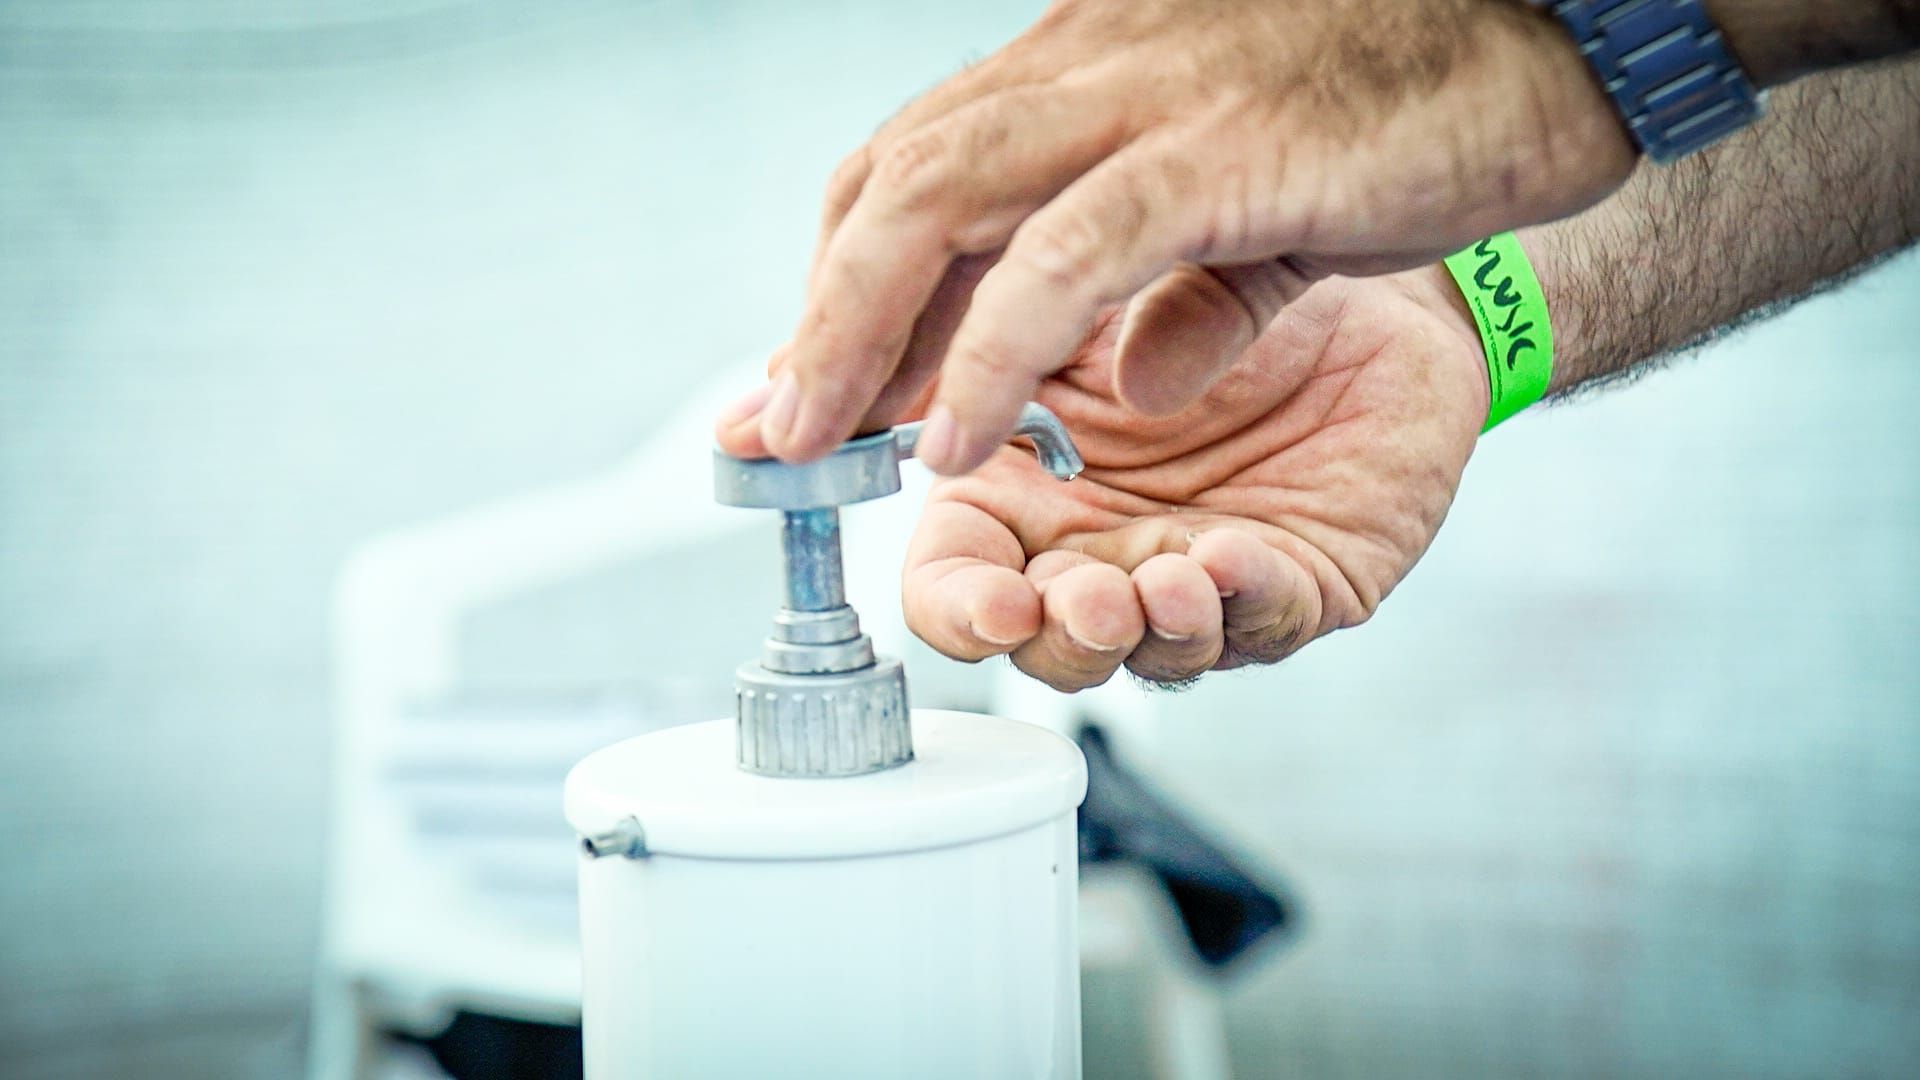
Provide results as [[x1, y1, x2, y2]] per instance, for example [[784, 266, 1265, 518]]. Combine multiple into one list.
[[564, 404, 1091, 1079]]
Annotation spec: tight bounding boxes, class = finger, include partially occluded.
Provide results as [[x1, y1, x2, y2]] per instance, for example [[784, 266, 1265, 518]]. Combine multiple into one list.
[[1022, 547, 1098, 589], [922, 131, 1231, 473], [1123, 553, 1225, 685], [715, 378, 774, 458], [809, 57, 1040, 284], [908, 561, 1041, 661], [716, 341, 800, 458], [859, 251, 997, 430], [1186, 527, 1322, 669], [810, 145, 872, 287], [903, 499, 1040, 659], [767, 83, 1136, 463], [1111, 259, 1314, 416], [745, 254, 985, 447], [1011, 560, 1145, 693], [764, 341, 794, 379]]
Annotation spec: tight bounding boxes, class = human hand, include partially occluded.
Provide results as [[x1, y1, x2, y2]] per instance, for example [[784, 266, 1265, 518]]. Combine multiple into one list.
[[889, 268, 1487, 691], [723, 0, 1631, 476]]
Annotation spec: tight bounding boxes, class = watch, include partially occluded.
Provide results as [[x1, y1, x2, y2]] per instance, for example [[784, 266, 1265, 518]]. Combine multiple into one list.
[[1528, 0, 1765, 163]]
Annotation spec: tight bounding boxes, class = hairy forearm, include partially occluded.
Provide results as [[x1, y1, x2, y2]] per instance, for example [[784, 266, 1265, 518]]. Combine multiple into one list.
[[1519, 58, 1920, 397]]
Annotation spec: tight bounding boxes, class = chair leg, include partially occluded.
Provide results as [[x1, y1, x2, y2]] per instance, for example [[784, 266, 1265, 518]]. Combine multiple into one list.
[[307, 969, 377, 1080], [1145, 963, 1235, 1080]]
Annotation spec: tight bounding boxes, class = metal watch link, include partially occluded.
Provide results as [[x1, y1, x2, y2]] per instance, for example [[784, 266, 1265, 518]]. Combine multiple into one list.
[[1527, 0, 1765, 162]]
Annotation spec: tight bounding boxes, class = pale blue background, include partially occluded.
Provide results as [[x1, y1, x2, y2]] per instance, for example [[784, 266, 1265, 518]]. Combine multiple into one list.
[[2, 2, 1917, 1077]]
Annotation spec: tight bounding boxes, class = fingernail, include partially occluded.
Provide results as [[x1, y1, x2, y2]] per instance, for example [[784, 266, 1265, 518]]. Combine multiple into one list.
[[760, 370, 800, 449], [970, 622, 1024, 647], [717, 381, 774, 426], [1150, 627, 1192, 643], [765, 342, 794, 378], [1218, 589, 1238, 600], [1067, 629, 1123, 654], [917, 404, 960, 473]]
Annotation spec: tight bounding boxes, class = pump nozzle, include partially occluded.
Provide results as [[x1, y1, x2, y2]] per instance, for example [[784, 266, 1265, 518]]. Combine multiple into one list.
[[713, 403, 1082, 777]]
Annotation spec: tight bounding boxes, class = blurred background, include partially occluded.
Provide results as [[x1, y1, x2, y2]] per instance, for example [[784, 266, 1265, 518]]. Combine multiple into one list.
[[3, 1, 1918, 1078]]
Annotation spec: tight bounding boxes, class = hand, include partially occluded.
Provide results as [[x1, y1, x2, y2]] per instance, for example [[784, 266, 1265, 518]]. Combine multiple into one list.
[[723, 0, 1632, 476], [894, 268, 1487, 691]]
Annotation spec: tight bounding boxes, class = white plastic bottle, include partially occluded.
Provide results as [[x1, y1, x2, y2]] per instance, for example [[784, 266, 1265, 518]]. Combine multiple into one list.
[[565, 709, 1087, 1079]]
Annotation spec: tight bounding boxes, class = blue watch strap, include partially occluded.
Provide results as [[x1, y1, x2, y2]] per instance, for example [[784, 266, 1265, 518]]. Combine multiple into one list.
[[1538, 0, 1765, 163]]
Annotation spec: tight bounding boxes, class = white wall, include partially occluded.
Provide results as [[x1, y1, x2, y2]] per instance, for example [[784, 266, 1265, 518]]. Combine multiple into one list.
[[0, 3, 1041, 1075], [1, 2, 1916, 1077]]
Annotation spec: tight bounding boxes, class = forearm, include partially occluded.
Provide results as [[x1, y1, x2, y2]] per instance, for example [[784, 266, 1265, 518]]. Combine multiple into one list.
[[1519, 58, 1920, 397]]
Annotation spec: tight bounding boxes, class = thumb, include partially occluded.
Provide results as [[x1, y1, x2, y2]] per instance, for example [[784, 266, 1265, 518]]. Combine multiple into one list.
[[1112, 259, 1313, 416]]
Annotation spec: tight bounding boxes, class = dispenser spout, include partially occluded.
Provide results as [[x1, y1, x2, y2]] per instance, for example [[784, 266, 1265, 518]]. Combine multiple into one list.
[[894, 402, 1084, 481]]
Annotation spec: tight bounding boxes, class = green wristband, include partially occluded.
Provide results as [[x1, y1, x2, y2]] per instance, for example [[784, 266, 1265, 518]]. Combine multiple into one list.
[[1442, 233, 1553, 432]]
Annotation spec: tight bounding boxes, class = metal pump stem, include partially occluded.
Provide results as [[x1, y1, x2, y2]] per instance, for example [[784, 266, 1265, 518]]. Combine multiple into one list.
[[780, 509, 845, 613], [714, 403, 1083, 778]]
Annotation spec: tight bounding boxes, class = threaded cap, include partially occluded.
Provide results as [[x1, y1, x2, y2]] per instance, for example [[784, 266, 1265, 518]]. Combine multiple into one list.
[[735, 658, 910, 777]]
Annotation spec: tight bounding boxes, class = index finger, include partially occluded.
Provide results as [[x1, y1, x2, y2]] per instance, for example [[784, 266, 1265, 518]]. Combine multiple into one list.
[[920, 131, 1219, 473], [903, 498, 1041, 660], [768, 83, 1136, 463], [810, 59, 1031, 287]]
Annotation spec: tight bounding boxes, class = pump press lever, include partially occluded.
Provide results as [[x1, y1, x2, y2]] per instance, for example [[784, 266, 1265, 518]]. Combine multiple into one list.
[[712, 403, 1083, 778]]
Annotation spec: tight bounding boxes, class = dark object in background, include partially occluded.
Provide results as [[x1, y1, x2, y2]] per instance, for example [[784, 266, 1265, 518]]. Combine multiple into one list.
[[399, 722, 1297, 1080], [1076, 723, 1297, 969], [395, 1012, 582, 1080]]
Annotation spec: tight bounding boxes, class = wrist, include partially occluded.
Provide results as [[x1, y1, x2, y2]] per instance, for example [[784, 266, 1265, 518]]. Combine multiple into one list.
[[1516, 0, 1918, 89], [1404, 263, 1495, 424], [1517, 0, 1770, 163], [1704, 0, 1920, 87], [1427, 233, 1563, 427], [1702, 0, 1805, 85], [1510, 223, 1592, 396]]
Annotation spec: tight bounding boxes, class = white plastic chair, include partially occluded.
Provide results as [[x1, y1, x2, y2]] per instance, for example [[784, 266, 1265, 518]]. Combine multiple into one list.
[[308, 367, 768, 1078]]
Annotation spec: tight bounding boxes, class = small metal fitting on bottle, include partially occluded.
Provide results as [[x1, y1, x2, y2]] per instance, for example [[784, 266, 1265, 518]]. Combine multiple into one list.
[[714, 403, 1083, 778], [580, 816, 648, 859]]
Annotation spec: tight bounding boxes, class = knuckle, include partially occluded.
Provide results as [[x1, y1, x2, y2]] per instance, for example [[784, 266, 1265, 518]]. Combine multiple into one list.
[[1198, 161, 1253, 260], [871, 130, 958, 209], [1018, 156, 1171, 289], [1011, 212, 1105, 292], [825, 146, 872, 209]]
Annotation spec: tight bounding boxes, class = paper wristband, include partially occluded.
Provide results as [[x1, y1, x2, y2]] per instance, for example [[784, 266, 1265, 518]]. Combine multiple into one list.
[[1442, 233, 1554, 432]]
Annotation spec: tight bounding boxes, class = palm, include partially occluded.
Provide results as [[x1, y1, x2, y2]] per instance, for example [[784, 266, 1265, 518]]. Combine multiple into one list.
[[905, 269, 1487, 687]]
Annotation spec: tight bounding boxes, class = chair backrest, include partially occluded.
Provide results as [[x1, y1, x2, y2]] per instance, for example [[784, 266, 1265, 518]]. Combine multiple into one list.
[[319, 363, 772, 1026]]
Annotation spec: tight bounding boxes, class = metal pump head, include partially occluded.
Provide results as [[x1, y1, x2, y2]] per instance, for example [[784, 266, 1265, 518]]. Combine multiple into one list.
[[713, 403, 1084, 778]]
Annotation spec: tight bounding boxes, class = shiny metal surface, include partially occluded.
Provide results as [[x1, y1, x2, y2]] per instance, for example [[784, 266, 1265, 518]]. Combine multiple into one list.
[[895, 402, 1085, 481], [711, 403, 1084, 778]]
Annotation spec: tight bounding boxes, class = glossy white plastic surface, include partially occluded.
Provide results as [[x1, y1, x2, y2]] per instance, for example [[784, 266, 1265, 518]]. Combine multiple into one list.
[[566, 709, 1087, 859], [565, 709, 1088, 1079]]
